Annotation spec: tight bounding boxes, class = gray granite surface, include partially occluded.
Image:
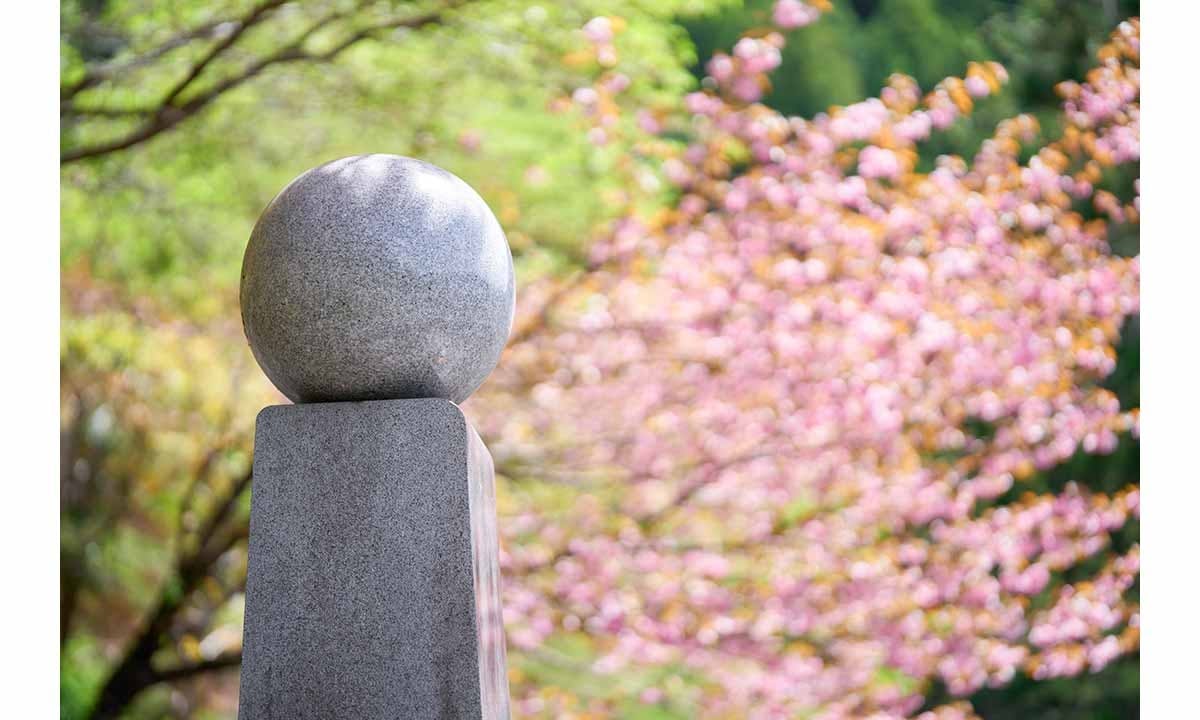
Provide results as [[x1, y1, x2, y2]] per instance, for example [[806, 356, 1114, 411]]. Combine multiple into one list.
[[240, 155, 515, 404], [238, 399, 510, 720]]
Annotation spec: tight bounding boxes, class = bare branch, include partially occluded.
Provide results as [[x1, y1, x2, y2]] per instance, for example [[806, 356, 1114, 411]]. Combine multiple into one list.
[[151, 650, 242, 685], [62, 18, 232, 100], [61, 106, 157, 119], [159, 0, 289, 108], [62, 2, 466, 164], [86, 469, 253, 720]]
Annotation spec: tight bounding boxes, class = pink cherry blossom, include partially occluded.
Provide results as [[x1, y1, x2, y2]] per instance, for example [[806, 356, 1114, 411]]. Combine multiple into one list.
[[485, 13, 1140, 718], [773, 0, 821, 30]]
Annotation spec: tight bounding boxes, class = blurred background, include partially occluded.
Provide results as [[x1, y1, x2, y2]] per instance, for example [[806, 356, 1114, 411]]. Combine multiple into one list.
[[61, 1, 1139, 718]]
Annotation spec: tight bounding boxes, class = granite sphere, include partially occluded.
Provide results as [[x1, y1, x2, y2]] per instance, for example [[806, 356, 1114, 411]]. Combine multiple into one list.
[[240, 155, 515, 404]]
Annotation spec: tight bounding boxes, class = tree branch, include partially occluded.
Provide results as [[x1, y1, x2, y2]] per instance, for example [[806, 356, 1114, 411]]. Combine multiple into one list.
[[151, 650, 243, 685], [86, 469, 253, 720], [61, 105, 157, 119], [158, 0, 288, 108], [62, 18, 233, 101], [62, 3, 464, 164]]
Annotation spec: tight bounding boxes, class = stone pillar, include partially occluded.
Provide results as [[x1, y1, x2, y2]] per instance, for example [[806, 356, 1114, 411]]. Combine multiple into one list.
[[237, 155, 514, 720]]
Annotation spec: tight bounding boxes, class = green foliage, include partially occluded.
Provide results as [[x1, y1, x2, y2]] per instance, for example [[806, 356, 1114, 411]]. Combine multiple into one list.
[[685, 0, 867, 115], [60, 2, 727, 717], [61, 0, 724, 313], [684, 0, 1138, 167], [963, 654, 1140, 720], [60, 1, 1139, 717], [513, 633, 709, 719]]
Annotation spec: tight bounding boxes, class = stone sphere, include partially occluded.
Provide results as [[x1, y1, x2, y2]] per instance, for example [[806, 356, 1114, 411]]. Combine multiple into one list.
[[240, 155, 515, 404]]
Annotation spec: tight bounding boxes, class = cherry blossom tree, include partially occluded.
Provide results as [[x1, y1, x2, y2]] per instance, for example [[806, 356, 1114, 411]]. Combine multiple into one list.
[[470, 5, 1140, 717]]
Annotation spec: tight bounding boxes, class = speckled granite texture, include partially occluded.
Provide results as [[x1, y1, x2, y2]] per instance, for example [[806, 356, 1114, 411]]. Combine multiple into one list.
[[240, 154, 515, 404], [238, 399, 510, 720]]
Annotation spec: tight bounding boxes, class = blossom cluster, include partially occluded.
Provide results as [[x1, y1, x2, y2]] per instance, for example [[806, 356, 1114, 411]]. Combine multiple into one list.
[[472, 12, 1140, 719]]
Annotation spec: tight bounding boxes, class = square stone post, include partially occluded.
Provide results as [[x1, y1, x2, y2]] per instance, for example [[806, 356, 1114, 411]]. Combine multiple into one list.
[[238, 399, 508, 719]]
